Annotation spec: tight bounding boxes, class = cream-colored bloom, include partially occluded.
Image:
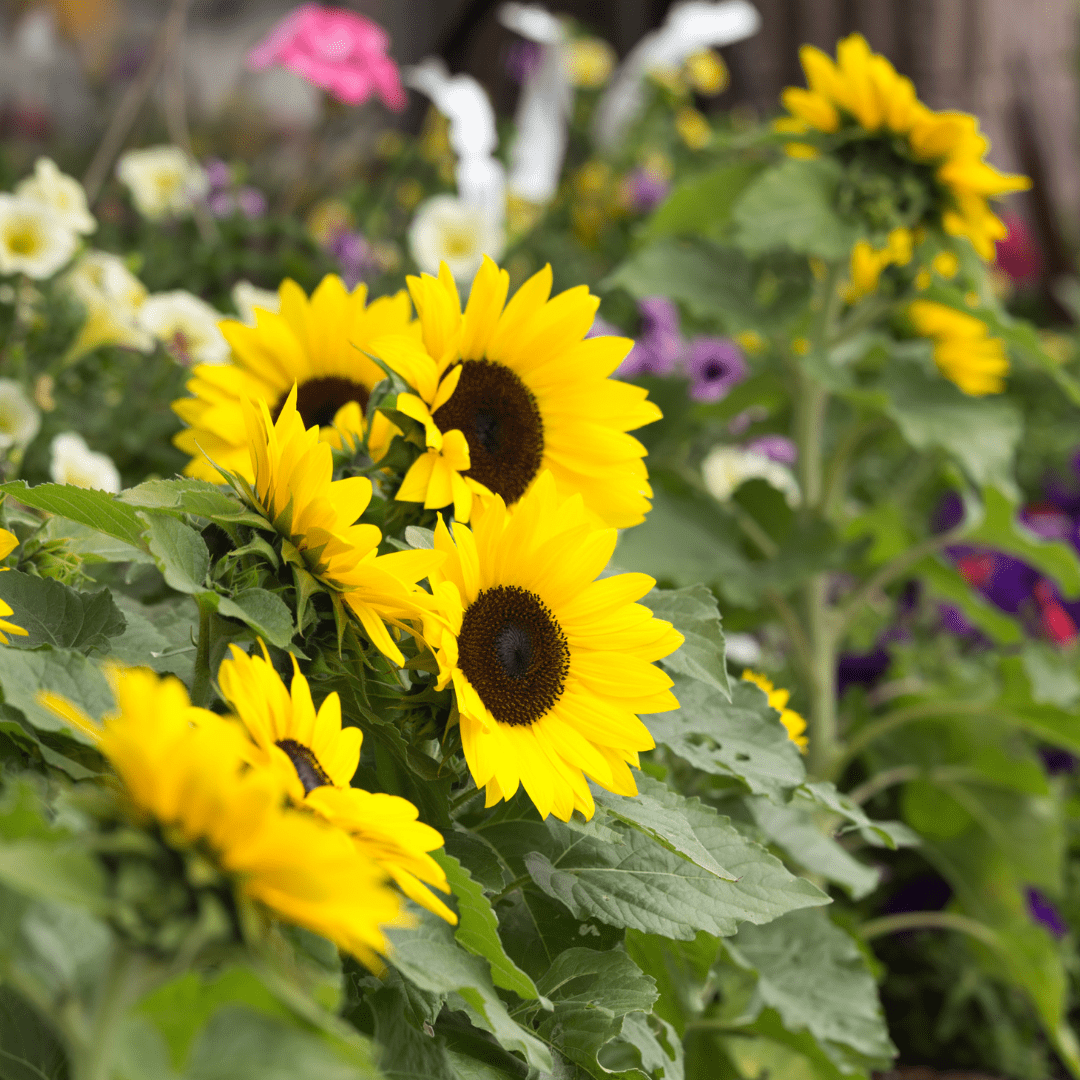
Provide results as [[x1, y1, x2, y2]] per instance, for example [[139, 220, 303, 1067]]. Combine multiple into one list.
[[408, 194, 505, 282], [116, 146, 209, 221], [138, 291, 229, 366], [0, 195, 78, 279], [0, 379, 41, 452], [16, 157, 96, 235], [49, 433, 121, 493], [702, 445, 800, 507], [231, 280, 281, 326], [63, 251, 153, 356]]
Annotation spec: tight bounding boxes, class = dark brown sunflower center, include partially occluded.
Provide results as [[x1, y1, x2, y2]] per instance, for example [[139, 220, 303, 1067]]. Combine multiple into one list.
[[457, 585, 569, 727], [276, 738, 331, 794], [274, 376, 369, 430], [432, 360, 544, 506]]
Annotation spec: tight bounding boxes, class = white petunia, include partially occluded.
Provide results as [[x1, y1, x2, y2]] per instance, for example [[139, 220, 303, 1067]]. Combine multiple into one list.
[[702, 444, 801, 507], [49, 433, 121, 493], [408, 194, 506, 283], [16, 158, 96, 235], [63, 251, 153, 356], [116, 146, 209, 221], [498, 3, 572, 206], [405, 58, 506, 221], [594, 0, 760, 147], [0, 195, 78, 279], [138, 291, 229, 366], [231, 280, 281, 326], [0, 380, 41, 452]]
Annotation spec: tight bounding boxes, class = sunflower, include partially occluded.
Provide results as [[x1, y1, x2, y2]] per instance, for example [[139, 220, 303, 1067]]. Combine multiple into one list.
[[0, 528, 26, 644], [234, 387, 442, 664], [41, 666, 406, 969], [422, 471, 683, 821], [777, 34, 1028, 262], [370, 257, 661, 526], [741, 670, 808, 751], [217, 643, 456, 922], [172, 274, 419, 482], [908, 299, 1008, 396]]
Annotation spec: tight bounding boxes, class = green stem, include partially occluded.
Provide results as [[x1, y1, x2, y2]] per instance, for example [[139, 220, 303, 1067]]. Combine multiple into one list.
[[804, 572, 838, 777], [847, 765, 920, 805], [190, 596, 214, 708], [858, 911, 1002, 950], [68, 942, 139, 1080]]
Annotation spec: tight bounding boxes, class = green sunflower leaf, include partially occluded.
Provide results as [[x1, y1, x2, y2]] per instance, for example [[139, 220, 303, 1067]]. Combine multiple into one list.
[[139, 513, 210, 595], [646, 675, 805, 799], [387, 907, 553, 1073], [724, 908, 896, 1074], [216, 589, 295, 649], [520, 801, 827, 941], [432, 850, 545, 1005], [0, 481, 147, 549], [644, 161, 764, 240], [532, 948, 659, 1079], [0, 571, 126, 654], [120, 478, 270, 531], [648, 584, 729, 698]]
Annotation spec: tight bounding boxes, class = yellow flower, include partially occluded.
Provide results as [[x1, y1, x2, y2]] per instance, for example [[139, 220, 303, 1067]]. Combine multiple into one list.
[[843, 226, 913, 302], [932, 251, 960, 279], [675, 106, 711, 150], [172, 275, 419, 482], [42, 667, 405, 969], [423, 472, 683, 821], [0, 528, 26, 644], [741, 671, 807, 751], [908, 299, 1008, 396], [684, 50, 729, 96], [567, 38, 616, 88], [217, 644, 456, 923], [736, 329, 766, 354], [371, 258, 661, 526], [778, 34, 1029, 259], [235, 387, 442, 664]]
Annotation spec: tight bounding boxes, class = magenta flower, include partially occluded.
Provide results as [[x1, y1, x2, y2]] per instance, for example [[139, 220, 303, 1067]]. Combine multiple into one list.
[[618, 297, 685, 377], [686, 336, 748, 402], [745, 435, 796, 465], [995, 212, 1040, 285], [248, 4, 406, 111]]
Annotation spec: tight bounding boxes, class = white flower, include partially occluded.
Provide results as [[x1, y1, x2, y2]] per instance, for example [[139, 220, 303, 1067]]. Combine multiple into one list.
[[49, 433, 121, 493], [116, 146, 209, 221], [0, 195, 78, 279], [724, 632, 763, 666], [231, 280, 281, 326], [408, 194, 506, 283], [499, 3, 572, 206], [594, 1, 760, 147], [63, 251, 153, 356], [16, 158, 96, 235], [0, 380, 41, 452], [702, 444, 801, 507], [138, 291, 229, 366], [405, 58, 506, 221]]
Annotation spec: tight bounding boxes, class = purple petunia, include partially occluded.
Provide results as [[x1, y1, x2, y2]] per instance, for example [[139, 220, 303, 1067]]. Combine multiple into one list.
[[1026, 888, 1067, 938], [686, 336, 748, 402], [617, 297, 685, 377], [745, 434, 796, 465]]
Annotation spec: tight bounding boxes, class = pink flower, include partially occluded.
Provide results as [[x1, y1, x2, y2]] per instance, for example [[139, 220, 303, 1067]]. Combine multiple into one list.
[[248, 4, 406, 111], [994, 212, 1041, 285]]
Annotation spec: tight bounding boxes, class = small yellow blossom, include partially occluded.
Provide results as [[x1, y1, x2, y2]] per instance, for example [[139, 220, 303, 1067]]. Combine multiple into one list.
[[675, 107, 711, 150], [684, 50, 729, 96], [932, 251, 960, 279], [843, 227, 913, 302], [792, 337, 810, 356], [909, 299, 1008, 396], [742, 671, 807, 751], [736, 329, 766, 354], [567, 38, 616, 88]]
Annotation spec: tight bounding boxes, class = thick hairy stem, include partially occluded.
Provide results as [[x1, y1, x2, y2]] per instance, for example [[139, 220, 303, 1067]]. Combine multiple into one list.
[[859, 911, 1002, 950], [804, 572, 838, 777], [190, 595, 214, 708]]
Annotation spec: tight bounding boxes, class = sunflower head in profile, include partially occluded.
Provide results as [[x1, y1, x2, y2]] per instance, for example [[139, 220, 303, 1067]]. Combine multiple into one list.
[[172, 274, 420, 482], [777, 33, 1029, 268], [423, 471, 683, 821], [235, 386, 443, 664], [217, 644, 456, 923], [41, 665, 406, 970], [741, 670, 808, 751], [370, 257, 662, 526]]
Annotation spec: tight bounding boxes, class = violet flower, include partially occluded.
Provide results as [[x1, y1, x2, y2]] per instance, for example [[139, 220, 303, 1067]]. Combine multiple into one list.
[[618, 297, 684, 377], [1026, 888, 1067, 938], [626, 167, 670, 212], [745, 434, 796, 466], [686, 337, 748, 402], [329, 230, 376, 288], [237, 187, 268, 219]]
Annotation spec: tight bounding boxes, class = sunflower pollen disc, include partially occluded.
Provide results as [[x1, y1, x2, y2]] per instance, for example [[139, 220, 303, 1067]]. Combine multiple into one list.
[[432, 360, 544, 505], [276, 737, 332, 794], [276, 376, 370, 429], [457, 585, 569, 727]]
